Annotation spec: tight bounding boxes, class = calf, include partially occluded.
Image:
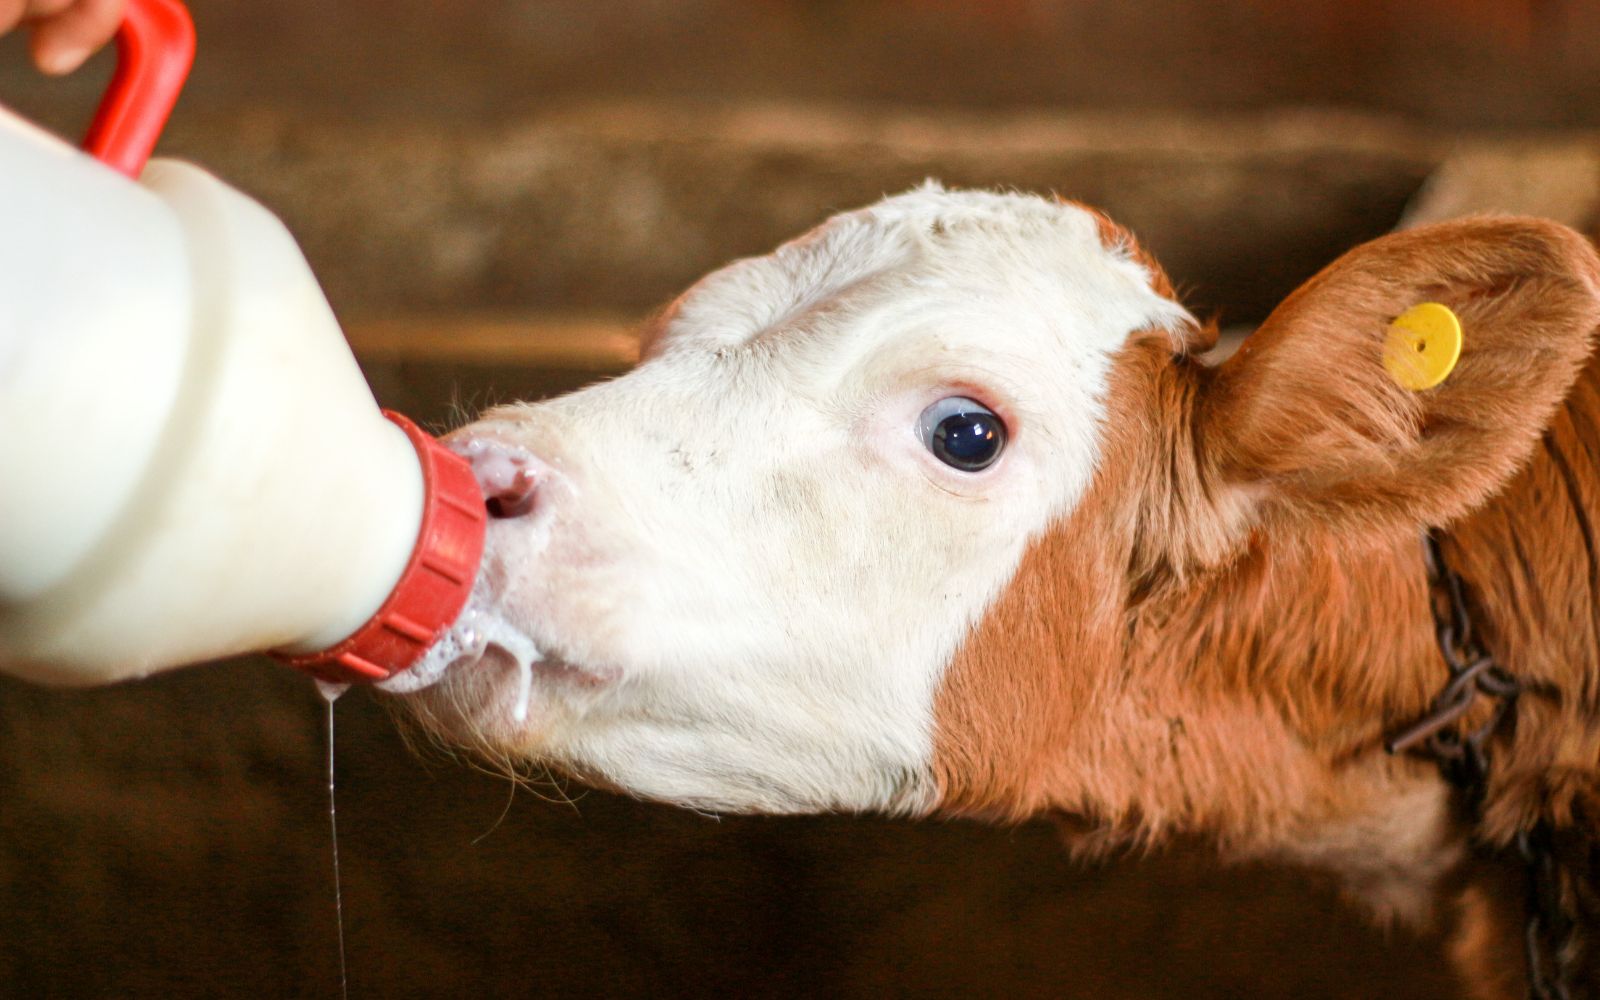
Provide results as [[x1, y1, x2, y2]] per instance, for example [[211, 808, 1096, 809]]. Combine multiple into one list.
[[403, 185, 1600, 996]]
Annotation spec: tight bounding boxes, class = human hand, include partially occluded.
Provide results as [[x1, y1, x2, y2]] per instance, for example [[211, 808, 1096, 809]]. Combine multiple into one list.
[[2, 0, 126, 76]]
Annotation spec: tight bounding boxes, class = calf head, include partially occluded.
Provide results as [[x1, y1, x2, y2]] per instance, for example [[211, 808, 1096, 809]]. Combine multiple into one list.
[[404, 185, 1600, 833]]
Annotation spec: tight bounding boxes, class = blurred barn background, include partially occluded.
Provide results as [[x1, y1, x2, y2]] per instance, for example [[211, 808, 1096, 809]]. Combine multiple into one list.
[[3, 1, 1599, 996]]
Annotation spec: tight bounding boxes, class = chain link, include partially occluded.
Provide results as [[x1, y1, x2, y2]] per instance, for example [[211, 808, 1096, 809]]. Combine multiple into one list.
[[1383, 532, 1579, 1000]]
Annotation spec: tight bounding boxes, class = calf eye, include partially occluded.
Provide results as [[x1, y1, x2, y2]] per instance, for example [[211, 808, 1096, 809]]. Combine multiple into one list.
[[917, 396, 1006, 472]]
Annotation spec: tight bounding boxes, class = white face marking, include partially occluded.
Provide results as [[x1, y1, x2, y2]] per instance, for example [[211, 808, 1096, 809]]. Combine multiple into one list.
[[408, 185, 1192, 815]]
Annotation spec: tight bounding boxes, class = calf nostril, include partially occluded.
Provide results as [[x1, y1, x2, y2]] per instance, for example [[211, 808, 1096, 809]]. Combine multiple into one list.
[[484, 466, 537, 519], [449, 436, 541, 519]]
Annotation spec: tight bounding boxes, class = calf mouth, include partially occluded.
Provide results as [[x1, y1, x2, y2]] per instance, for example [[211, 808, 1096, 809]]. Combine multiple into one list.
[[378, 561, 616, 749]]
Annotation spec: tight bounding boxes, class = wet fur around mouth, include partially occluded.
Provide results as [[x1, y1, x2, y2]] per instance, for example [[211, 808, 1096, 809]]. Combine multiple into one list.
[[393, 614, 621, 770]]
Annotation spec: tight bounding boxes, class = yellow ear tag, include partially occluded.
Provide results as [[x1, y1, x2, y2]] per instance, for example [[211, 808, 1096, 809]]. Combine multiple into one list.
[[1384, 302, 1462, 391]]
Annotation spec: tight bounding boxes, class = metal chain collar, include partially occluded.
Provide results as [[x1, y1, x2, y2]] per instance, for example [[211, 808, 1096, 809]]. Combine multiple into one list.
[[1383, 532, 1580, 1000]]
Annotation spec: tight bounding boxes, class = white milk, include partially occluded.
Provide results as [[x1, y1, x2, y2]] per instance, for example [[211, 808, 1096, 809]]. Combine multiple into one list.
[[0, 104, 424, 685], [380, 561, 542, 720]]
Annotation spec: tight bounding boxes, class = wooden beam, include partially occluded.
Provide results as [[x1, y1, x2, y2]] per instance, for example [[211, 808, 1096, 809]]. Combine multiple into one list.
[[345, 314, 643, 371]]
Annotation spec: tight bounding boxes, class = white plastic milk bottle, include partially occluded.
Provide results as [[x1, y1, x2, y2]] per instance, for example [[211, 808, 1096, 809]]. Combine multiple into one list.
[[0, 0, 485, 687]]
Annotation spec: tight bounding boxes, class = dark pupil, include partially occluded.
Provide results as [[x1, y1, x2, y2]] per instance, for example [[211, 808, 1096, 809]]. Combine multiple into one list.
[[933, 411, 1001, 469]]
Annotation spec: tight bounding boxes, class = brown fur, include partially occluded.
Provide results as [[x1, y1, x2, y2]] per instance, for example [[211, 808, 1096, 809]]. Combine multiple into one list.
[[933, 217, 1600, 995]]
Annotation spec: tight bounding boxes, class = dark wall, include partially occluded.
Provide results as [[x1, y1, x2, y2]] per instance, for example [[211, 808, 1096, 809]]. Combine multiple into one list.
[[0, 633, 1455, 999], [5, 0, 1599, 128]]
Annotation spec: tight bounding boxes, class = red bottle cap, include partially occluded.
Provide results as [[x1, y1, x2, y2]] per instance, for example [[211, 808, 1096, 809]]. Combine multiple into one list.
[[275, 412, 487, 686]]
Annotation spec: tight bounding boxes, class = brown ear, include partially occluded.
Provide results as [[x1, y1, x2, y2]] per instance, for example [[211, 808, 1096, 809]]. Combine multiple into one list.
[[1199, 217, 1600, 539]]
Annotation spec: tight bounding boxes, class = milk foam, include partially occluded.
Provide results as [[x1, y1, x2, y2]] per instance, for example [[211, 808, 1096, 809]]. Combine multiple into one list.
[[378, 563, 541, 722]]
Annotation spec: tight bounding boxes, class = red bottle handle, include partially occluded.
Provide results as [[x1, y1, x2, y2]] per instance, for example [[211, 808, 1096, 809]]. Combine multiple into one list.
[[81, 0, 195, 177]]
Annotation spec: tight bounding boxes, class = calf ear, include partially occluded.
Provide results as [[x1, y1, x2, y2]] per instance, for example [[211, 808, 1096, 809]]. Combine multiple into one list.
[[1198, 217, 1600, 540]]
